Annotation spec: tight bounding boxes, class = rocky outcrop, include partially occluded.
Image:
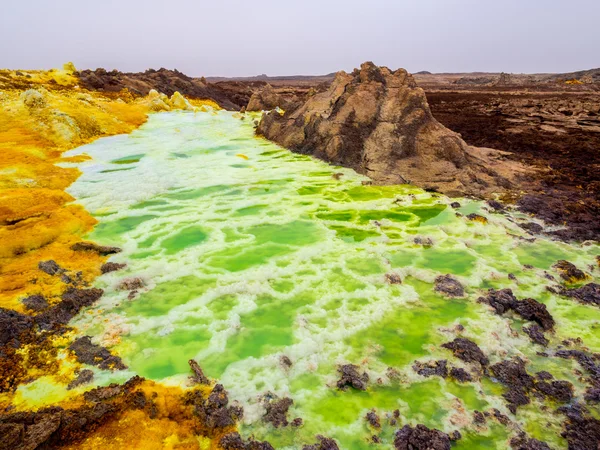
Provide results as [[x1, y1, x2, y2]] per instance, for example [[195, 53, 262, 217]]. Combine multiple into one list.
[[246, 84, 287, 111], [257, 62, 526, 197], [77, 68, 242, 110]]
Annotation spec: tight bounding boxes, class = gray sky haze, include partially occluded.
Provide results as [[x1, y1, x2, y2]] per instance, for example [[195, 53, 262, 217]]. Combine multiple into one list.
[[1, 0, 598, 76]]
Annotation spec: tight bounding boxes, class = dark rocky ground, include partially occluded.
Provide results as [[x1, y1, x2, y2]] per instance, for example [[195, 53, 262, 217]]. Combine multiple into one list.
[[426, 90, 600, 241]]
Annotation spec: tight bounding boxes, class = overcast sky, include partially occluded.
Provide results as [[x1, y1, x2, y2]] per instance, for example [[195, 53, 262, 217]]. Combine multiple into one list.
[[1, 0, 598, 77]]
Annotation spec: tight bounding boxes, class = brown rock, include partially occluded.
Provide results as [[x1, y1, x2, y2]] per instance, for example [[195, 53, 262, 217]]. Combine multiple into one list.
[[258, 62, 524, 197]]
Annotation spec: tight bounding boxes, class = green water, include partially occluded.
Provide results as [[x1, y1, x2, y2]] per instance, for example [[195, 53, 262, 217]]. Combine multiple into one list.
[[65, 111, 600, 449]]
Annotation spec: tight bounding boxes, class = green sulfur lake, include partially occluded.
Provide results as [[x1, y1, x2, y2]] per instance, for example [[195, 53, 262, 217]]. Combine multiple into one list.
[[59, 110, 599, 449]]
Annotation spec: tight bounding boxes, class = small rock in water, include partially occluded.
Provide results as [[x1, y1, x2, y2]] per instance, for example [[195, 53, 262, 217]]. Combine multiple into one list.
[[434, 274, 465, 298], [414, 236, 434, 247], [365, 410, 381, 428], [336, 364, 369, 391], [412, 360, 448, 378], [67, 369, 94, 390], [280, 355, 293, 368], [487, 200, 504, 211], [520, 222, 544, 234], [450, 202, 461, 209], [101, 262, 127, 274], [442, 338, 489, 366], [71, 241, 121, 255], [467, 213, 488, 224], [302, 435, 340, 450], [385, 273, 402, 284], [69, 336, 127, 371], [449, 367, 473, 382], [393, 424, 454, 450], [189, 359, 210, 385], [117, 277, 145, 291], [553, 260, 588, 282], [263, 396, 293, 428], [523, 324, 549, 347]]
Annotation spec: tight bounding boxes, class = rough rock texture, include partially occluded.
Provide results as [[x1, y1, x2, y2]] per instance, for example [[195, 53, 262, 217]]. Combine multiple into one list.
[[69, 336, 127, 371], [247, 84, 287, 111], [393, 424, 452, 450], [188, 359, 210, 385], [434, 275, 465, 297], [510, 433, 551, 450], [523, 324, 549, 347], [77, 68, 242, 109], [21, 295, 49, 312], [442, 338, 489, 366], [0, 376, 146, 449], [336, 364, 369, 391], [220, 432, 275, 450], [257, 62, 527, 197], [412, 360, 449, 378], [558, 283, 600, 307], [100, 262, 127, 274], [67, 369, 94, 390], [302, 435, 340, 450], [71, 241, 121, 255], [0, 307, 34, 347], [479, 289, 555, 330], [184, 383, 243, 430], [553, 260, 588, 282], [35, 288, 104, 331], [263, 397, 293, 428]]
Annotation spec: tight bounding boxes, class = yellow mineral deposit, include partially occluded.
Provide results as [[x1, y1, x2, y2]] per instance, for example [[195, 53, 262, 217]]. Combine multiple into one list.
[[0, 65, 225, 448]]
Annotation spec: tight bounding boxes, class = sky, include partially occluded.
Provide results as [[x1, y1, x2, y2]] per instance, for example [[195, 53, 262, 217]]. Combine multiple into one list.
[[1, 0, 599, 77]]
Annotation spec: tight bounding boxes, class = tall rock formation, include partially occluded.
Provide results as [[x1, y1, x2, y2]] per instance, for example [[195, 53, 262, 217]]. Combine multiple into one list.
[[257, 62, 527, 197]]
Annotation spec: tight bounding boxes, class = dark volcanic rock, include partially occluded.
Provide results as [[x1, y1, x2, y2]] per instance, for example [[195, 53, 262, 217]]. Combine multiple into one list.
[[38, 260, 63, 276], [69, 336, 127, 371], [0, 307, 34, 347], [535, 380, 573, 402], [263, 397, 293, 428], [519, 222, 544, 234], [510, 433, 551, 450], [21, 294, 48, 312], [558, 283, 600, 307], [188, 359, 210, 385], [184, 383, 243, 430], [220, 432, 275, 450], [479, 289, 555, 330], [35, 287, 103, 331], [302, 435, 340, 450], [365, 410, 381, 428], [523, 324, 549, 346], [71, 241, 121, 255], [434, 275, 465, 297], [552, 260, 588, 282], [560, 410, 600, 450], [393, 424, 453, 450], [555, 349, 600, 378], [442, 338, 489, 365], [491, 358, 534, 390], [67, 369, 94, 390], [336, 364, 369, 391], [78, 67, 242, 110], [100, 262, 127, 274], [257, 62, 520, 197], [412, 360, 448, 378], [490, 358, 535, 413], [0, 376, 145, 449], [449, 367, 473, 382]]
